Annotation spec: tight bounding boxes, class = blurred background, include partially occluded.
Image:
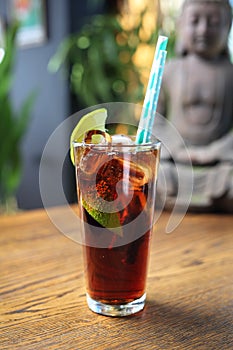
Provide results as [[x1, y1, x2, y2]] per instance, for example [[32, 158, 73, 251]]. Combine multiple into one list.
[[0, 0, 232, 213]]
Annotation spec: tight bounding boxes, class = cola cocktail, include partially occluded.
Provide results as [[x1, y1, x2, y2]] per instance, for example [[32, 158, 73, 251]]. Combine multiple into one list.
[[73, 131, 160, 316]]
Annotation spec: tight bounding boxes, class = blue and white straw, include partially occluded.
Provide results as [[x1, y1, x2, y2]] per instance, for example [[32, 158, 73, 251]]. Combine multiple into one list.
[[136, 35, 168, 144]]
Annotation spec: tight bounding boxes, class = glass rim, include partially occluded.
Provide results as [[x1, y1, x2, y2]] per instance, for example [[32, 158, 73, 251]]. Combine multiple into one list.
[[72, 136, 161, 149]]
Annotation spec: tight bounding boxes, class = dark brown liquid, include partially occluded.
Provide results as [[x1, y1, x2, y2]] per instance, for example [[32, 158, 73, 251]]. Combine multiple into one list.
[[76, 147, 158, 305], [83, 211, 151, 304]]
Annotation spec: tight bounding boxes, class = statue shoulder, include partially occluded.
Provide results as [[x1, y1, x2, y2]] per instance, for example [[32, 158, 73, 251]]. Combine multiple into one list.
[[224, 58, 233, 73], [224, 60, 233, 87], [229, 61, 233, 74], [165, 58, 182, 72], [163, 58, 183, 83]]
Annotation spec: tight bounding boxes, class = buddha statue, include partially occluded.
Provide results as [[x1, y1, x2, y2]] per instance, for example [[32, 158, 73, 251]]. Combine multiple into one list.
[[156, 0, 233, 212]]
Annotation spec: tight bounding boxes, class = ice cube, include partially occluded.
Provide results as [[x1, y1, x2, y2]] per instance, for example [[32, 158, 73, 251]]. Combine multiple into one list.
[[84, 130, 111, 144], [111, 134, 134, 145], [111, 134, 134, 152]]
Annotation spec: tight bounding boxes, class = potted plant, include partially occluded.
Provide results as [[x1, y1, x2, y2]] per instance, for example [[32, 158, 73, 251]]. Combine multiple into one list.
[[48, 1, 176, 109], [0, 22, 35, 213]]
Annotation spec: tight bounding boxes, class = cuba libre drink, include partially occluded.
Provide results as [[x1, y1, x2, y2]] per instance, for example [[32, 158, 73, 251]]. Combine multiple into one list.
[[74, 135, 160, 316]]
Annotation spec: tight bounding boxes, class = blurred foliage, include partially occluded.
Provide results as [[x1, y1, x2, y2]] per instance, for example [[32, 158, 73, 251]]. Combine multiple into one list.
[[48, 11, 176, 108], [0, 23, 35, 212]]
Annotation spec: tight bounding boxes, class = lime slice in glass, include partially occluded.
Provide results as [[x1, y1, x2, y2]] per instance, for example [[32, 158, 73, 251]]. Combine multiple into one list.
[[82, 199, 123, 237], [70, 108, 107, 165], [70, 107, 122, 236]]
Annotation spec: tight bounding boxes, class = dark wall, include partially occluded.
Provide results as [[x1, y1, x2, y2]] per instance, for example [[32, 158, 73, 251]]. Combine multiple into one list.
[[0, 0, 107, 210], [17, 0, 72, 210], [0, 0, 72, 209]]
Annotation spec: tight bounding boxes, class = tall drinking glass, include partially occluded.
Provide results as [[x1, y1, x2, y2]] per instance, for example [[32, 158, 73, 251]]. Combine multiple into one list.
[[73, 130, 160, 317]]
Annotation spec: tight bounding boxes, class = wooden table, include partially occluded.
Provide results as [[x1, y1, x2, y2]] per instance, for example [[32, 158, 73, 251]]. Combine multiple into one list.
[[0, 207, 232, 350]]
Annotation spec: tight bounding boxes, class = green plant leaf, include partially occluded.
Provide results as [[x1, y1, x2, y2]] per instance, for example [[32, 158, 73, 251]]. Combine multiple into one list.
[[0, 22, 36, 205]]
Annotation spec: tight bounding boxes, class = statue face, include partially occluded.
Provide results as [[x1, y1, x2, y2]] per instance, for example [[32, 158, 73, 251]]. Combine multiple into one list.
[[181, 2, 230, 58]]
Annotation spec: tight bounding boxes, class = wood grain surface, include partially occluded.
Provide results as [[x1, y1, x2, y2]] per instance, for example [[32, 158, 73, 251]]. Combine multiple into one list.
[[0, 207, 232, 350]]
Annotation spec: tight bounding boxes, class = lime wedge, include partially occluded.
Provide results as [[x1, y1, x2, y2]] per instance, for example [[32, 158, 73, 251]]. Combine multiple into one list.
[[82, 199, 123, 237], [70, 107, 122, 236], [70, 108, 107, 165]]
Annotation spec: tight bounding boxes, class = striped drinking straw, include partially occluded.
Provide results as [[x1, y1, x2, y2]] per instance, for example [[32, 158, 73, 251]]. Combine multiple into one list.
[[136, 35, 168, 144]]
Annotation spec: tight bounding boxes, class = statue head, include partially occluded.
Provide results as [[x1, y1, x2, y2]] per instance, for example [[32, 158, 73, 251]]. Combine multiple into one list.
[[177, 0, 232, 59]]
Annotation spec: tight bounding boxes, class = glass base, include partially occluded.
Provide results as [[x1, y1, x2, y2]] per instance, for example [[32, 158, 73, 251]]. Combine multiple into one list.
[[86, 293, 146, 317]]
